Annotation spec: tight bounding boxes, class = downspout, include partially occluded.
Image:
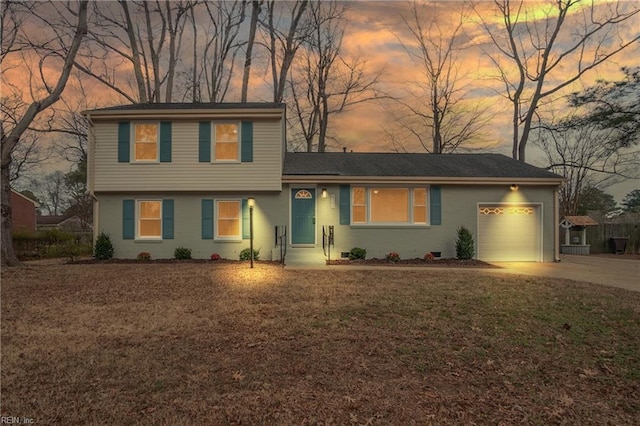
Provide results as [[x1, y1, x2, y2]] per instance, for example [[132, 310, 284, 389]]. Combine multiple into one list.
[[554, 185, 560, 262]]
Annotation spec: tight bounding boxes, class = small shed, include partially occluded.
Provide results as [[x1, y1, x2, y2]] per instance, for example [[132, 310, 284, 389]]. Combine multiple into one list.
[[560, 215, 598, 255]]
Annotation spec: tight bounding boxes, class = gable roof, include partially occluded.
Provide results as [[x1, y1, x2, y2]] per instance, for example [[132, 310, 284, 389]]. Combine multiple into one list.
[[283, 152, 563, 183], [11, 189, 39, 206], [84, 102, 285, 113], [560, 216, 598, 227]]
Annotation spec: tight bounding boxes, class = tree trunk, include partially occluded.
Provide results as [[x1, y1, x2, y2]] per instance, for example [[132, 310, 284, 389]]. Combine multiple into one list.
[[242, 0, 261, 102], [1, 164, 19, 266]]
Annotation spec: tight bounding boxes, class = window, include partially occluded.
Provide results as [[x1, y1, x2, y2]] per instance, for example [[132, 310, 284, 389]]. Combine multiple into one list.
[[134, 123, 158, 161], [214, 123, 239, 161], [216, 200, 241, 239], [351, 187, 429, 225], [138, 200, 161, 238]]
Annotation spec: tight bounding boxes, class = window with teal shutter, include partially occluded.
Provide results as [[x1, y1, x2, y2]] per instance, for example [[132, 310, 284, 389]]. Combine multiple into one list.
[[199, 122, 211, 162], [430, 186, 441, 225], [162, 199, 174, 239], [242, 199, 250, 239], [339, 185, 350, 225], [122, 199, 135, 239], [201, 199, 213, 239], [241, 121, 253, 162], [159, 122, 172, 162], [118, 122, 130, 162]]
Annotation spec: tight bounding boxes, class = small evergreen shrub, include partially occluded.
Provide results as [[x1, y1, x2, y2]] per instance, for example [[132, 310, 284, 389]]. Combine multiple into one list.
[[386, 252, 400, 262], [174, 247, 192, 260], [94, 232, 114, 260], [455, 226, 475, 260], [239, 248, 260, 261], [348, 247, 367, 260], [137, 251, 151, 261]]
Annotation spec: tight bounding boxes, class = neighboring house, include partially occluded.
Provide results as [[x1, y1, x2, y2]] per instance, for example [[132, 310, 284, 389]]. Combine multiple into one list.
[[10, 189, 39, 234], [84, 103, 564, 262], [37, 214, 92, 232]]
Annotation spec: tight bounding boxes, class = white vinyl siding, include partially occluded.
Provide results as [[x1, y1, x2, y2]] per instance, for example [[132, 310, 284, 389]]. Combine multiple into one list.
[[92, 120, 282, 191]]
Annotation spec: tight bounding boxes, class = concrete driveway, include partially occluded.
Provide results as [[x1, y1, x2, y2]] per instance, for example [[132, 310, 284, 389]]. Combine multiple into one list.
[[491, 254, 640, 292]]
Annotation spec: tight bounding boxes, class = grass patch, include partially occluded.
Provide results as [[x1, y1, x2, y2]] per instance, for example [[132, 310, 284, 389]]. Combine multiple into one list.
[[1, 264, 639, 424]]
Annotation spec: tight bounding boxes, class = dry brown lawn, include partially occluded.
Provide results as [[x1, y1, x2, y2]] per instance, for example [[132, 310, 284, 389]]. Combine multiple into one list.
[[1, 262, 639, 425]]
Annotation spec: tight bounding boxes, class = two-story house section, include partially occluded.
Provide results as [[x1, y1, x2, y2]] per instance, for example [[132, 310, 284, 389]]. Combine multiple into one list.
[[85, 103, 289, 260], [86, 102, 564, 263]]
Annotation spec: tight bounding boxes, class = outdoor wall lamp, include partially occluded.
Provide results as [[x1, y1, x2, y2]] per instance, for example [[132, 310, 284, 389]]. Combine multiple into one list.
[[248, 197, 255, 268], [321, 188, 328, 198], [510, 184, 519, 191]]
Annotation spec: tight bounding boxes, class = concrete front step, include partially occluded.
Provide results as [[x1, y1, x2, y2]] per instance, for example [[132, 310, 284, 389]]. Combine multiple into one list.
[[284, 247, 327, 267]]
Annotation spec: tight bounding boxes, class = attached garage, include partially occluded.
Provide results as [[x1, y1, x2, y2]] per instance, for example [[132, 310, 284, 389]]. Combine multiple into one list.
[[477, 204, 542, 262]]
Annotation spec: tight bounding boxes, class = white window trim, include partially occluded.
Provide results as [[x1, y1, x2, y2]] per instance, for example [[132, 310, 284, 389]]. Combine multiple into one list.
[[132, 122, 160, 163], [136, 199, 163, 240], [214, 198, 242, 241], [351, 186, 431, 227], [212, 121, 241, 163]]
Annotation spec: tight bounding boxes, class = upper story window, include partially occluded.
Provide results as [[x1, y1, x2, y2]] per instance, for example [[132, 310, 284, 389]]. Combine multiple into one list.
[[352, 187, 429, 225], [199, 121, 253, 163], [134, 123, 158, 161], [214, 123, 239, 161]]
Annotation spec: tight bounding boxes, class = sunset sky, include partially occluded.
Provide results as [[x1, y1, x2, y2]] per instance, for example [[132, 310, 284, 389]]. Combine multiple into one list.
[[3, 0, 639, 202]]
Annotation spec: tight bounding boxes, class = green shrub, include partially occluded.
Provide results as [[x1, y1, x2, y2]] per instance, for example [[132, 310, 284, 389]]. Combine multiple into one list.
[[94, 232, 114, 260], [349, 247, 367, 260], [239, 248, 260, 261], [174, 247, 192, 260], [40, 228, 74, 245], [455, 226, 475, 260]]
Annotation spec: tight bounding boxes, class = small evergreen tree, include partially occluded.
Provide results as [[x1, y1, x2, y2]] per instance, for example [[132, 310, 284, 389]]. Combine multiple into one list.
[[455, 226, 474, 260], [94, 232, 114, 260]]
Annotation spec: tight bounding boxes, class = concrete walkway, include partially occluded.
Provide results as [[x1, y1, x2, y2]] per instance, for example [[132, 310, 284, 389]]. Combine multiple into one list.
[[490, 254, 640, 292]]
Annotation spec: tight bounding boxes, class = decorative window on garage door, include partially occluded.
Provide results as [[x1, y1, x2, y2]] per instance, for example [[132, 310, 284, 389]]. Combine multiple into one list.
[[479, 207, 534, 215]]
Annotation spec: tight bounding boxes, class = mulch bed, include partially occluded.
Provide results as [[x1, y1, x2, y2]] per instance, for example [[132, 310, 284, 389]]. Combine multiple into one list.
[[328, 257, 496, 267]]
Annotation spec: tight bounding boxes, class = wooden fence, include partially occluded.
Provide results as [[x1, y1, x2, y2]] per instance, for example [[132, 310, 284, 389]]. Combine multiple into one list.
[[586, 223, 640, 254]]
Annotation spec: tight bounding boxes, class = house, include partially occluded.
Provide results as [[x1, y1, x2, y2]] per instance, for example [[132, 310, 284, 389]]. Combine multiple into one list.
[[10, 189, 39, 234], [37, 213, 92, 232], [84, 103, 564, 263]]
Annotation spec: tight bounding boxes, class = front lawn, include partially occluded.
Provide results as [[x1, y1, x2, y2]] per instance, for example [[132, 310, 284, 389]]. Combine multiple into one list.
[[1, 263, 639, 424]]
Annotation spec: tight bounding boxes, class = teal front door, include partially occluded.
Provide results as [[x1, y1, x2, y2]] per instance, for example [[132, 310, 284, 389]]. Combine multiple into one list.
[[291, 188, 315, 245]]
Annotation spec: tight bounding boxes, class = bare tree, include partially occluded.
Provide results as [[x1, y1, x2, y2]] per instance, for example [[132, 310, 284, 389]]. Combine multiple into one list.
[[287, 1, 383, 152], [77, 0, 192, 103], [241, 0, 263, 102], [387, 1, 488, 154], [536, 116, 639, 216], [478, 0, 640, 162], [200, 1, 247, 102], [263, 0, 310, 103], [1, 0, 88, 266]]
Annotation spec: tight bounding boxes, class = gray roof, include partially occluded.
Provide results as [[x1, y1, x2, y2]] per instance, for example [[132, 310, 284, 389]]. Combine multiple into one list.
[[85, 102, 285, 113], [283, 152, 563, 180]]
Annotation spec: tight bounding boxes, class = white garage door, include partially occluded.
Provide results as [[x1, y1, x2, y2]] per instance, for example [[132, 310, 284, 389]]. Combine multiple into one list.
[[477, 205, 541, 262]]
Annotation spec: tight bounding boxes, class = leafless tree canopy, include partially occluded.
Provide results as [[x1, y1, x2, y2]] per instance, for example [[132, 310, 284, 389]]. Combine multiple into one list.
[[478, 0, 640, 162]]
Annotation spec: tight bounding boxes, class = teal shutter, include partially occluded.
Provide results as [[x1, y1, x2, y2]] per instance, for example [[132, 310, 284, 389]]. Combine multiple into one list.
[[430, 186, 441, 225], [122, 199, 135, 239], [339, 185, 350, 225], [162, 199, 174, 239], [242, 199, 250, 239], [159, 121, 172, 162], [118, 122, 130, 163], [199, 121, 211, 162], [201, 199, 213, 239], [241, 121, 253, 162]]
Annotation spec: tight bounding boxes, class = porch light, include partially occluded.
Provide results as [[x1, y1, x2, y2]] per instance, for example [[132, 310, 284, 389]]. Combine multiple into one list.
[[248, 197, 255, 268], [510, 184, 519, 191], [321, 188, 328, 198]]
